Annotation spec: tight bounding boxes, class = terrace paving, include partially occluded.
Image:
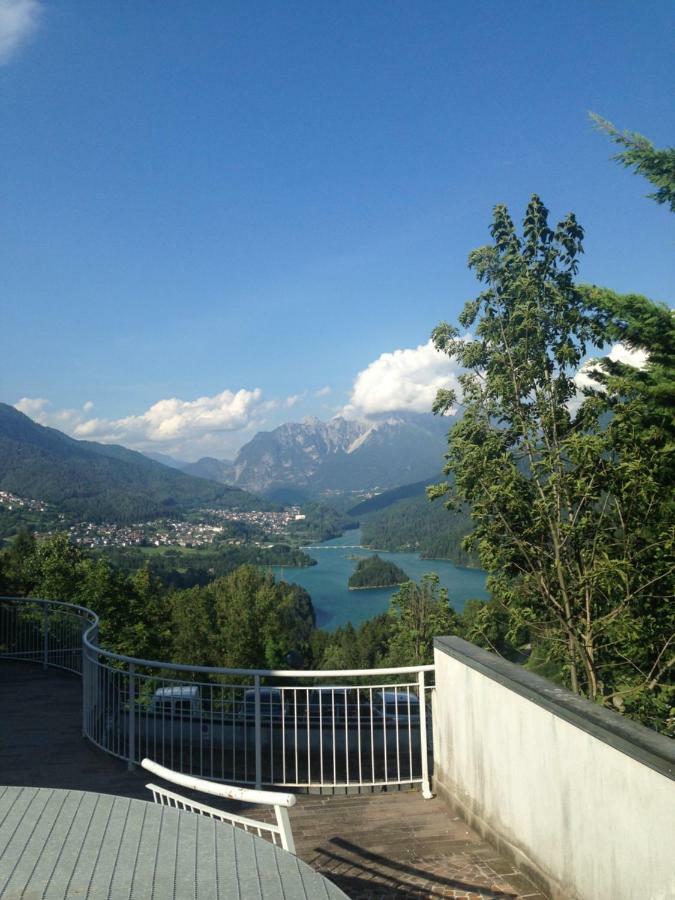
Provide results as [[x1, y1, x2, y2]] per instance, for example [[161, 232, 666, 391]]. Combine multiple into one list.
[[0, 662, 547, 900]]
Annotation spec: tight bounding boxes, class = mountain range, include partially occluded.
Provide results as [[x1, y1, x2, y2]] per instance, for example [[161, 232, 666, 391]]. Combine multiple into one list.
[[0, 403, 260, 523], [171, 414, 452, 497]]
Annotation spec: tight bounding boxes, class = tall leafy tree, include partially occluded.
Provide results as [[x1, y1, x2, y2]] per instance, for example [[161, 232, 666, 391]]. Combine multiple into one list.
[[430, 196, 673, 731], [386, 574, 461, 666]]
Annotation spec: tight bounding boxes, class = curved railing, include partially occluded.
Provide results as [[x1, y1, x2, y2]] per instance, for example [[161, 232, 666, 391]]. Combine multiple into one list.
[[0, 596, 434, 796]]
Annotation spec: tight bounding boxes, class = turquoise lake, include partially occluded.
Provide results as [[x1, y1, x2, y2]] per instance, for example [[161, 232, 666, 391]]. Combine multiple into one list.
[[274, 528, 489, 631]]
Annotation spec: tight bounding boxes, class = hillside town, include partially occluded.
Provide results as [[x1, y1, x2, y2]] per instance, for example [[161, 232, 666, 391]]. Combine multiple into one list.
[[60, 507, 306, 549], [0, 489, 309, 550], [0, 490, 49, 513], [200, 506, 305, 533]]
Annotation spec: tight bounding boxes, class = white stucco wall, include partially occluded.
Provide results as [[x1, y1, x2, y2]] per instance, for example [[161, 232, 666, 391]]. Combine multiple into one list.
[[433, 640, 675, 900]]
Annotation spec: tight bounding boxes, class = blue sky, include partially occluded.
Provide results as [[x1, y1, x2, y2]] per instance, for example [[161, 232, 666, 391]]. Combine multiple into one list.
[[1, 0, 673, 459]]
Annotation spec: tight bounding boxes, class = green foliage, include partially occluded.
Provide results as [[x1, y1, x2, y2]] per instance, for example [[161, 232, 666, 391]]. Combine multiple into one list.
[[1, 528, 484, 677], [431, 196, 674, 733], [360, 494, 478, 566], [386, 574, 462, 666], [314, 614, 394, 670], [286, 502, 355, 543], [0, 527, 36, 594], [591, 114, 675, 211], [0, 531, 314, 668], [459, 598, 517, 658], [169, 566, 315, 670], [97, 542, 315, 588], [348, 554, 409, 589]]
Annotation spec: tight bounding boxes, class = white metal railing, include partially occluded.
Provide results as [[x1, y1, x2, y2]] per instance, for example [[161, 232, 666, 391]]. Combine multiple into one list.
[[0, 595, 434, 796], [141, 758, 296, 852]]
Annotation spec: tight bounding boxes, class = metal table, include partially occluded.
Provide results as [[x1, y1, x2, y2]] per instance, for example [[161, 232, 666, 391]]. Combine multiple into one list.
[[0, 786, 348, 899]]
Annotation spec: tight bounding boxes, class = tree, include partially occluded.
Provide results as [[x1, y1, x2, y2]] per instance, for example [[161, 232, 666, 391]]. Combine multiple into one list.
[[590, 114, 675, 212], [386, 574, 461, 666], [0, 528, 36, 594], [430, 196, 673, 732]]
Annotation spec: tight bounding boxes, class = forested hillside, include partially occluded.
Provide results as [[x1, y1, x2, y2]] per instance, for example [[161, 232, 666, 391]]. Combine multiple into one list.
[[360, 495, 478, 567], [0, 404, 261, 522], [347, 475, 440, 517], [99, 543, 315, 589]]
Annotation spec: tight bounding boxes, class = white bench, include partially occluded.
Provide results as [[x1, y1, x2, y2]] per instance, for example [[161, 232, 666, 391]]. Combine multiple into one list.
[[141, 758, 296, 853]]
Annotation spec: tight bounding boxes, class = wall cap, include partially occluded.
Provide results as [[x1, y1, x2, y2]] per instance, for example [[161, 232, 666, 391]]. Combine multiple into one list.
[[434, 635, 674, 781]]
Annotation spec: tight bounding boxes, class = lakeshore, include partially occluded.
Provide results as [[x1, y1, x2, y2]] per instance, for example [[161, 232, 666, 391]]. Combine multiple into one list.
[[274, 528, 489, 631]]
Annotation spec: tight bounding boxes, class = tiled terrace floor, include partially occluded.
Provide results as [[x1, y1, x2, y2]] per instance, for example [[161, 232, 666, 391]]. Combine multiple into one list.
[[0, 662, 547, 900]]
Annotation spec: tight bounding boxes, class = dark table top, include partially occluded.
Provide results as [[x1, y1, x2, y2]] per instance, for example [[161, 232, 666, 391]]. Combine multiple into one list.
[[0, 786, 349, 899]]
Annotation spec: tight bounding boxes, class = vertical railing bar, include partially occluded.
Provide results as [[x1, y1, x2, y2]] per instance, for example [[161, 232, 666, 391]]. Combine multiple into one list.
[[419, 669, 432, 799], [281, 686, 286, 785], [332, 688, 337, 788], [127, 663, 136, 770], [407, 687, 413, 783], [369, 686, 375, 786], [356, 686, 362, 786], [254, 674, 262, 790], [395, 687, 401, 783], [42, 605, 49, 671], [293, 690, 299, 785], [344, 689, 349, 786], [306, 687, 311, 787], [319, 689, 324, 787], [230, 685, 235, 785], [383, 685, 388, 786]]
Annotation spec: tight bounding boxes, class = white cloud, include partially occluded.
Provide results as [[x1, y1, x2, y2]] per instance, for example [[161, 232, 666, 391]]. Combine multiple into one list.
[[342, 340, 462, 418], [315, 386, 331, 397], [14, 388, 276, 459], [608, 343, 648, 369], [0, 0, 41, 64], [574, 342, 648, 393], [15, 396, 49, 418], [15, 398, 101, 432]]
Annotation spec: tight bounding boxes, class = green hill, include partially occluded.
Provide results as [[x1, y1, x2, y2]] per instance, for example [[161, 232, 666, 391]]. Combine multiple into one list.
[[359, 492, 479, 567], [0, 403, 262, 523], [348, 554, 409, 589], [347, 474, 440, 517]]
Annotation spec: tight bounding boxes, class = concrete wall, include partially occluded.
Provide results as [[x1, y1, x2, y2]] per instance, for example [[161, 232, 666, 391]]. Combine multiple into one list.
[[432, 637, 675, 900]]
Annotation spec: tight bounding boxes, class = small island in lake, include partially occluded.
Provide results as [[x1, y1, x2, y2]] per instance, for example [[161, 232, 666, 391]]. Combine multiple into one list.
[[348, 554, 410, 590]]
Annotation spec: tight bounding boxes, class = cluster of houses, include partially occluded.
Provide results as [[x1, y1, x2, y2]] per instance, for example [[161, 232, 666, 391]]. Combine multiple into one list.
[[200, 507, 306, 534], [0, 490, 49, 513], [62, 520, 225, 549]]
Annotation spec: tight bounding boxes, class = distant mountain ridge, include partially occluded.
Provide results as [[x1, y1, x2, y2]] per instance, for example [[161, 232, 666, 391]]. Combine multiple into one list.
[[181, 456, 235, 483], [180, 414, 452, 496], [0, 403, 261, 523], [347, 474, 442, 517]]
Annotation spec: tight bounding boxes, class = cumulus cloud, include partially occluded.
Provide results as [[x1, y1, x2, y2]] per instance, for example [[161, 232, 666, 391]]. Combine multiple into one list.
[[342, 340, 462, 419], [315, 386, 332, 397], [14, 396, 49, 418], [14, 388, 280, 459], [0, 0, 41, 64], [608, 343, 648, 369], [574, 342, 648, 393]]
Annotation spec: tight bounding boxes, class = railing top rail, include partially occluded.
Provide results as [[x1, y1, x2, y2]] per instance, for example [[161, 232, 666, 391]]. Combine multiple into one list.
[[1, 594, 435, 679], [0, 595, 99, 625], [141, 759, 296, 807]]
